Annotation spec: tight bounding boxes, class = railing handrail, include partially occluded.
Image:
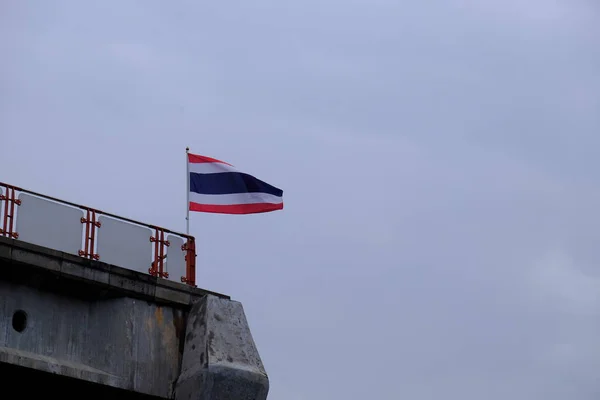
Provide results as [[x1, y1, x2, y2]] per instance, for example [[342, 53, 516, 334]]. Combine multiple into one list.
[[0, 181, 192, 240], [0, 180, 197, 286]]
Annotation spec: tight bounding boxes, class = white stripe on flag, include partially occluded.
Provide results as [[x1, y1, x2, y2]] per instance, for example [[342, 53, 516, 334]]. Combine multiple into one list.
[[189, 162, 238, 174], [189, 191, 283, 206]]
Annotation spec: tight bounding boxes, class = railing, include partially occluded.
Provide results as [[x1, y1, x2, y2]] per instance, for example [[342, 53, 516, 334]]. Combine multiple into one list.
[[0, 181, 196, 286]]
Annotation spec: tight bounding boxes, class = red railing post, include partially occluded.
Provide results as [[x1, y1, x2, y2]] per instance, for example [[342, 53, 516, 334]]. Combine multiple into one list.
[[182, 238, 196, 287], [0, 185, 21, 239], [149, 228, 170, 278], [79, 209, 101, 259]]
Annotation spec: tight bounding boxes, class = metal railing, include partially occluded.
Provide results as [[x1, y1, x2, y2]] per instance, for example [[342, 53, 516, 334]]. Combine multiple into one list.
[[0, 181, 196, 286]]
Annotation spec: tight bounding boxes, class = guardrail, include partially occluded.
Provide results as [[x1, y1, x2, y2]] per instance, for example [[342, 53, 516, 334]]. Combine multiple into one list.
[[0, 181, 196, 286]]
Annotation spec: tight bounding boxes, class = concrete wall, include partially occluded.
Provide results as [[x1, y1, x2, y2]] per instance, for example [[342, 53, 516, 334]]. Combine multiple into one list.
[[0, 237, 269, 399], [0, 279, 183, 397]]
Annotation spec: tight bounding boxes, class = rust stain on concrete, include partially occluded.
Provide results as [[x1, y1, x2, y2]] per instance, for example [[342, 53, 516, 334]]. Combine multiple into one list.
[[155, 307, 164, 325]]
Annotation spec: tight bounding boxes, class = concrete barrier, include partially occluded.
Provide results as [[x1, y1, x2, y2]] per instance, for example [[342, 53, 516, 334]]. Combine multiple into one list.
[[176, 295, 269, 400]]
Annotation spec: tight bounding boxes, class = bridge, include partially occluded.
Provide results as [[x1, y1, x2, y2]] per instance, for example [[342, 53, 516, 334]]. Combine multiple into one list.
[[0, 182, 269, 399]]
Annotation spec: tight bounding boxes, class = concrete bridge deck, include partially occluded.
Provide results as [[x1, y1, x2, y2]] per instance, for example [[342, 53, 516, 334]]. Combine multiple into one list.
[[0, 236, 269, 399]]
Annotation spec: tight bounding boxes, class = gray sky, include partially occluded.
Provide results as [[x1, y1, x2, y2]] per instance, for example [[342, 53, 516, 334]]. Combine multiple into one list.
[[2, 1, 600, 398]]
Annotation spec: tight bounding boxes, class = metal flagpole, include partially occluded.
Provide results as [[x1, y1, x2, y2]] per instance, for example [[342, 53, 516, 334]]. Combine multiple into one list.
[[186, 147, 190, 235]]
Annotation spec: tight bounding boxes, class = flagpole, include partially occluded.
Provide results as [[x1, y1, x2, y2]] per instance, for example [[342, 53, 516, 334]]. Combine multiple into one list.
[[186, 147, 190, 235]]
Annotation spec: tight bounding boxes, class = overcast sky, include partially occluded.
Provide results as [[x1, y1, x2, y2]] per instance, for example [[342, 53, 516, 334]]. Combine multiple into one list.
[[2, 1, 600, 399]]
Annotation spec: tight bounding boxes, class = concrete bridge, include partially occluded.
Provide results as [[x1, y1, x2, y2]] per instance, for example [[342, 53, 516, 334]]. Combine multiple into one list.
[[0, 183, 269, 399]]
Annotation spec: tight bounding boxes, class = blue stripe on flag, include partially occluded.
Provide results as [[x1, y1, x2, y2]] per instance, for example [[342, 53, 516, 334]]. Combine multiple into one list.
[[190, 172, 283, 197]]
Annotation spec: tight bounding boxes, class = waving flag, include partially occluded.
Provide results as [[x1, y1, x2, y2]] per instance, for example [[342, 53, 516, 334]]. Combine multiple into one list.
[[187, 152, 284, 215]]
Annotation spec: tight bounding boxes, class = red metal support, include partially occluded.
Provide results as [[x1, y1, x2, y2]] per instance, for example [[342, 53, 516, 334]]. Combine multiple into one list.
[[79, 209, 101, 259], [149, 228, 170, 278], [0, 185, 21, 238], [181, 238, 196, 286]]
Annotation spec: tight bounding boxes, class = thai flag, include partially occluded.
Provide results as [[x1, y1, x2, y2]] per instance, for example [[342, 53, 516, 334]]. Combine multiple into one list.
[[187, 152, 284, 214]]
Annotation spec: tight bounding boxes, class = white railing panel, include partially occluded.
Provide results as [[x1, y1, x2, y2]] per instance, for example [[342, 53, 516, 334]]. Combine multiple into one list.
[[15, 193, 84, 255], [96, 216, 152, 273], [166, 235, 186, 283]]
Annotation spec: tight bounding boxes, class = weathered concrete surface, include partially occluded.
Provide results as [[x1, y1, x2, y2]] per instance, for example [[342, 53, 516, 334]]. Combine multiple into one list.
[[0, 235, 228, 306], [0, 236, 269, 399], [0, 279, 184, 397], [175, 295, 269, 400]]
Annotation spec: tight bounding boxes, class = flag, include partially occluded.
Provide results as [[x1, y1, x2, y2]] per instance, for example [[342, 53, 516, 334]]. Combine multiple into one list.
[[187, 152, 284, 214]]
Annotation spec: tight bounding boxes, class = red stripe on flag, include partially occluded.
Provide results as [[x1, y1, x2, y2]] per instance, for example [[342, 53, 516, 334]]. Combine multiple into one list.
[[188, 153, 233, 166], [189, 202, 283, 214]]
